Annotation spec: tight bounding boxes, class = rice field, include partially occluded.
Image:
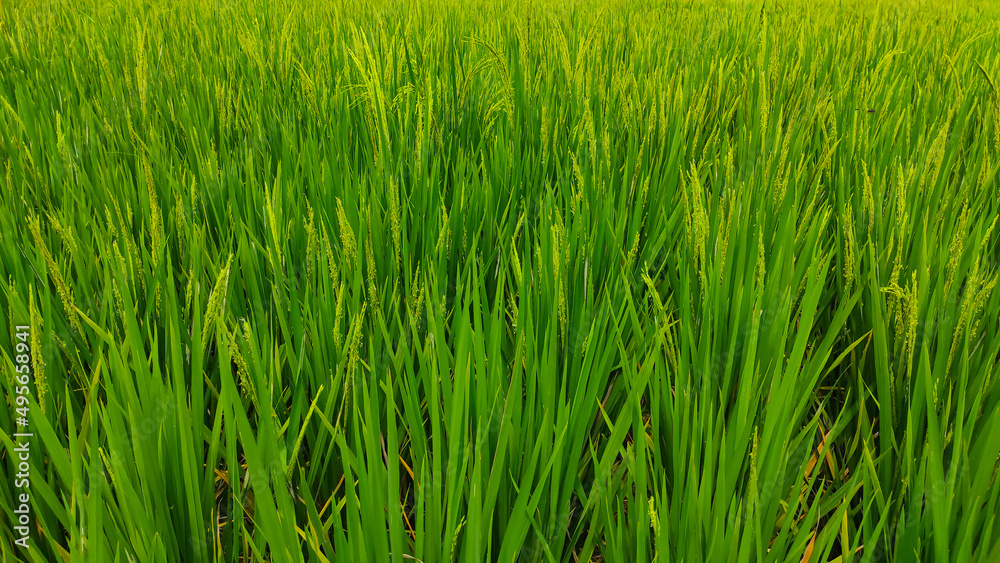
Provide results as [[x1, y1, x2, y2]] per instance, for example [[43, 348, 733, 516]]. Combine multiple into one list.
[[2, 0, 1000, 561]]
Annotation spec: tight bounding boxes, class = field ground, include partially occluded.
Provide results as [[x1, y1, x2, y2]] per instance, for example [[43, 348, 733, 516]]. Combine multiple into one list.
[[2, 0, 1000, 561]]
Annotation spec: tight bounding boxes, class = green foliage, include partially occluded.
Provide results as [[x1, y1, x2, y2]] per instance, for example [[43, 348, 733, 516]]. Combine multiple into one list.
[[1, 0, 1000, 561]]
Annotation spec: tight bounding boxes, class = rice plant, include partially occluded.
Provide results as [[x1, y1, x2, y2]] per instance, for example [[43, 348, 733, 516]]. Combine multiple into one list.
[[1, 0, 999, 561]]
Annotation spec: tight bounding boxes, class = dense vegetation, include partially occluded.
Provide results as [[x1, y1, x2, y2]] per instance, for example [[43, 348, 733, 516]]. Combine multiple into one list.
[[2, 0, 1000, 561]]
